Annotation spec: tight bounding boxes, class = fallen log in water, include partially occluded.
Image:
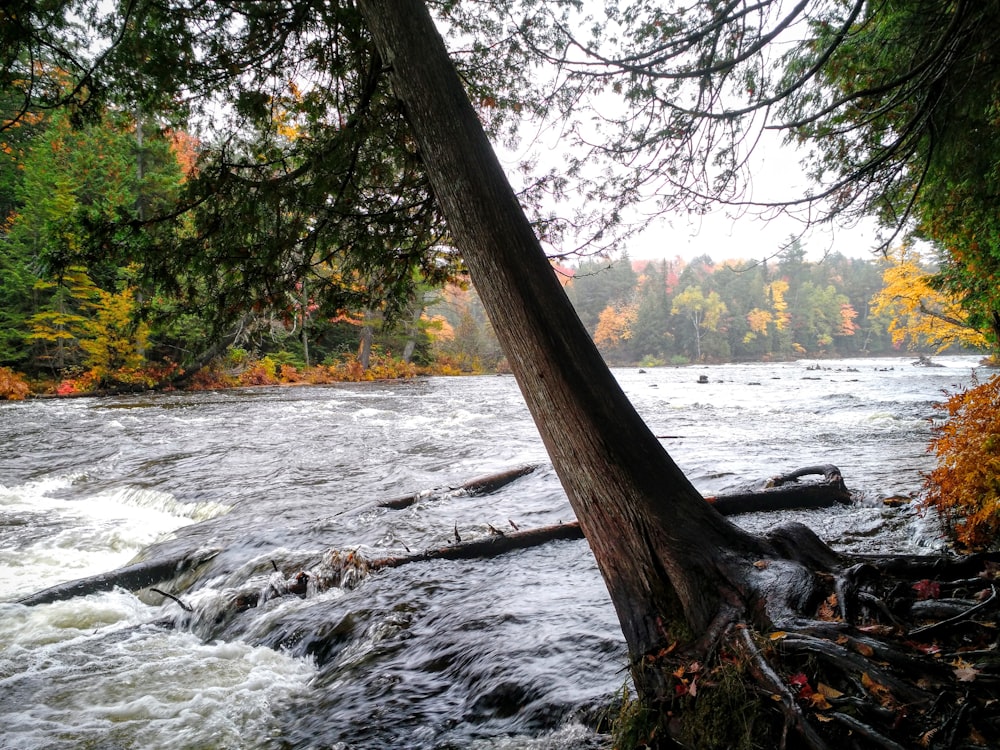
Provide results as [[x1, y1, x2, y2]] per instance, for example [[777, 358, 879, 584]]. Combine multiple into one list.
[[370, 520, 585, 569], [707, 464, 851, 514], [13, 465, 853, 607], [348, 463, 541, 514], [16, 548, 220, 606]]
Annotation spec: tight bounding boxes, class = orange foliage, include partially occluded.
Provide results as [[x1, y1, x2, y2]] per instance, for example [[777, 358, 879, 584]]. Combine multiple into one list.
[[0, 367, 30, 400], [594, 303, 637, 347], [924, 375, 1000, 549], [326, 353, 418, 381], [166, 129, 200, 178]]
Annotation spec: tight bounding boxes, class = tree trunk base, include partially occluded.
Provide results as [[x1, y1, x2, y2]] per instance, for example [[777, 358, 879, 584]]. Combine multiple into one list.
[[624, 525, 1000, 749]]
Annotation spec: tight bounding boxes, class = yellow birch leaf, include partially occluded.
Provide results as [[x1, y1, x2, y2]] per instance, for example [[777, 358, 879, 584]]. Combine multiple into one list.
[[817, 682, 844, 699]]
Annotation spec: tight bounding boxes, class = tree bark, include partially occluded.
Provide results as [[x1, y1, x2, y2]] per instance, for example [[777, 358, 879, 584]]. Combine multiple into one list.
[[351, 5, 1000, 748], [356, 0, 767, 671]]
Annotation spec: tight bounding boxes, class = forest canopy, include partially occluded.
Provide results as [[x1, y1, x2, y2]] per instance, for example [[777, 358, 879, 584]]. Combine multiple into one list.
[[1, 0, 998, 387]]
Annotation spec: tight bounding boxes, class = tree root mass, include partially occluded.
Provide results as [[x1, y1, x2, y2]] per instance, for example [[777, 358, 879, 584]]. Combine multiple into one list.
[[636, 538, 1000, 749]]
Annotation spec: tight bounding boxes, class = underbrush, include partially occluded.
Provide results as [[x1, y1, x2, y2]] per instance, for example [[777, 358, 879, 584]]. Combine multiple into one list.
[[924, 373, 1000, 549]]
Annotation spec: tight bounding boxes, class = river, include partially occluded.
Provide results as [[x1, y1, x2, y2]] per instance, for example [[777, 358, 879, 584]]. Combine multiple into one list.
[[0, 356, 986, 749]]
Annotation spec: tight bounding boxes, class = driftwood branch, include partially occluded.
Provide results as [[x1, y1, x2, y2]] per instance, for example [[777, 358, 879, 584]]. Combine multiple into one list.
[[16, 548, 220, 606], [348, 463, 541, 515], [708, 464, 851, 514]]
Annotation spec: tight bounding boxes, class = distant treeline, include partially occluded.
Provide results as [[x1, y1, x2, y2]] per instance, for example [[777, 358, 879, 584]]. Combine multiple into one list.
[[557, 245, 958, 365]]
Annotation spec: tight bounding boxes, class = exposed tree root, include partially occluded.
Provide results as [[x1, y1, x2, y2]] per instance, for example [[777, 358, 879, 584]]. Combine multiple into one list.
[[626, 527, 1000, 749]]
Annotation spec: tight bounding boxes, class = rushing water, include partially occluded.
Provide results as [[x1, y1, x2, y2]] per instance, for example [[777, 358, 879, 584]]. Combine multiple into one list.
[[0, 356, 987, 749]]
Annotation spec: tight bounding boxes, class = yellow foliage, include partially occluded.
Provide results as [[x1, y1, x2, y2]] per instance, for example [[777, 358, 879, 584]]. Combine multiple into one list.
[[871, 246, 988, 352], [79, 286, 150, 378], [767, 280, 790, 331], [744, 308, 773, 343], [594, 303, 637, 347], [924, 375, 1000, 549]]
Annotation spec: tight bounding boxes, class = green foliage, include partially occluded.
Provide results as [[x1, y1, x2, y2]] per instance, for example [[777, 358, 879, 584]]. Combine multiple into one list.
[[563, 251, 903, 364], [924, 375, 1000, 550], [788, 1, 1000, 354]]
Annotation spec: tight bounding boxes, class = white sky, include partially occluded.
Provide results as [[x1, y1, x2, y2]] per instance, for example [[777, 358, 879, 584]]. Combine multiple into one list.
[[489, 2, 892, 267], [624, 206, 882, 264]]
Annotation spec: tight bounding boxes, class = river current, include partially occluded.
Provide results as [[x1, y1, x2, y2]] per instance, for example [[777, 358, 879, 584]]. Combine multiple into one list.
[[0, 356, 986, 748]]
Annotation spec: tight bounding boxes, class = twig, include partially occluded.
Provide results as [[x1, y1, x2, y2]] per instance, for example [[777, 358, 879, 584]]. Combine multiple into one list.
[[150, 587, 194, 612]]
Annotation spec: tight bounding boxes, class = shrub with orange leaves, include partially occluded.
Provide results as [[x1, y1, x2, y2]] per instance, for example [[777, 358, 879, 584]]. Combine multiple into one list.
[[923, 374, 1000, 549], [0, 367, 30, 400], [237, 357, 279, 386]]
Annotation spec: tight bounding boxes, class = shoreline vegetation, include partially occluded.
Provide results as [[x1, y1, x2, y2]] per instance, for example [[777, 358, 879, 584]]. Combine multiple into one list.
[[1, 350, 994, 402], [2, 350, 992, 402], [0, 349, 500, 400]]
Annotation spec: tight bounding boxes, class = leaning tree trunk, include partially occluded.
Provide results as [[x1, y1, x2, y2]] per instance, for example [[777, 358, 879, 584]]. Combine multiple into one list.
[[354, 5, 1000, 749], [356, 0, 772, 688]]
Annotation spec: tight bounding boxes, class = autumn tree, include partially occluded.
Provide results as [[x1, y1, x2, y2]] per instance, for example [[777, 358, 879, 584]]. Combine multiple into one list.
[[1, 106, 189, 378], [783, 0, 1000, 353], [871, 245, 988, 353], [671, 285, 727, 361], [566, 256, 638, 335]]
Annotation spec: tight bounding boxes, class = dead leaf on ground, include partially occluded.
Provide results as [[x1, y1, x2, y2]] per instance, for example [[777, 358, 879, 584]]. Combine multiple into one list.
[[861, 672, 894, 706], [816, 682, 844, 699], [952, 658, 980, 682]]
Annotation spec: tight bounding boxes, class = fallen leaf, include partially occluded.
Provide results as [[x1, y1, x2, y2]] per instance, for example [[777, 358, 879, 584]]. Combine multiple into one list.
[[955, 667, 979, 682], [818, 593, 840, 621], [952, 658, 980, 682], [816, 682, 844, 699], [858, 624, 896, 637], [815, 714, 834, 723], [809, 693, 832, 710], [854, 642, 875, 658], [906, 641, 941, 655], [788, 672, 814, 698], [769, 631, 788, 641], [913, 579, 941, 600], [861, 672, 894, 706], [753, 559, 769, 569]]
